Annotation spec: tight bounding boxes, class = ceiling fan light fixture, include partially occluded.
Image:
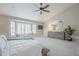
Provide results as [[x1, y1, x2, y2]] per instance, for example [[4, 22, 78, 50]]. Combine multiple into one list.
[[33, 3, 50, 14]]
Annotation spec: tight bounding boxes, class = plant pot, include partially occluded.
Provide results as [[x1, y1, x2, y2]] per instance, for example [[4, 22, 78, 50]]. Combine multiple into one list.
[[68, 38, 72, 41]]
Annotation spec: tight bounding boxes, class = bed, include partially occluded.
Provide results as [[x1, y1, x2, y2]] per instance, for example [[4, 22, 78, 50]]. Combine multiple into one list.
[[0, 37, 44, 56]]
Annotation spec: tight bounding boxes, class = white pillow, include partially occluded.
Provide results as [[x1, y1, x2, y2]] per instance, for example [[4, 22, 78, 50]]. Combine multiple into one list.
[[0, 35, 7, 41], [0, 37, 6, 49], [0, 35, 7, 49], [0, 35, 8, 56]]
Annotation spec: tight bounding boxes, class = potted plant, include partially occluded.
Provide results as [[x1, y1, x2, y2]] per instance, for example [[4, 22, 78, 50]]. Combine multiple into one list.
[[64, 25, 75, 41]]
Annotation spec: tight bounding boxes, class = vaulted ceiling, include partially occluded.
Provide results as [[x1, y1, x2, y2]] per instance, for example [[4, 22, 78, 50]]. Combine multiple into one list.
[[0, 3, 75, 23]]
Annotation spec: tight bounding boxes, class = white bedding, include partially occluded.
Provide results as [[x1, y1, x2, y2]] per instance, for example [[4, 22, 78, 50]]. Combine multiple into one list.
[[1, 40, 43, 56]]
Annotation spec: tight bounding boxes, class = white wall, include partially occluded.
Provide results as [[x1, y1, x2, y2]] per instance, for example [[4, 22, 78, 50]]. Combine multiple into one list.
[[44, 4, 79, 41], [0, 16, 10, 38]]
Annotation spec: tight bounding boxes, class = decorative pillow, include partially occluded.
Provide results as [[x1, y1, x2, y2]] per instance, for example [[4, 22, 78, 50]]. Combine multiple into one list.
[[41, 48, 50, 56]]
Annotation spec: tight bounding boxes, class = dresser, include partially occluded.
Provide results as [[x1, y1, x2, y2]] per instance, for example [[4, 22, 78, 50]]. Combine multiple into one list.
[[48, 31, 65, 40]]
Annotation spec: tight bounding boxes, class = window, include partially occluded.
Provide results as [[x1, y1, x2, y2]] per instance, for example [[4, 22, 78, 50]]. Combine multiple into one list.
[[25, 24, 28, 34], [27, 24, 32, 34], [17, 23, 21, 35], [10, 20, 36, 37], [10, 21, 15, 36]]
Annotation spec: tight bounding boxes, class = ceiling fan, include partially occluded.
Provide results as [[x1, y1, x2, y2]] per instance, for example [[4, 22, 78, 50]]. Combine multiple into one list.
[[33, 3, 50, 14]]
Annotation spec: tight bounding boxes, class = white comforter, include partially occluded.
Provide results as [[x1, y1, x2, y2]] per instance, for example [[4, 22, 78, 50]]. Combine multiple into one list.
[[0, 39, 43, 56]]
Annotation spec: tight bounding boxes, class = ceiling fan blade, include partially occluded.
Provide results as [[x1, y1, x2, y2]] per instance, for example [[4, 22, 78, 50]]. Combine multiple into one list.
[[43, 5, 49, 9], [33, 10, 40, 12], [43, 10, 50, 12]]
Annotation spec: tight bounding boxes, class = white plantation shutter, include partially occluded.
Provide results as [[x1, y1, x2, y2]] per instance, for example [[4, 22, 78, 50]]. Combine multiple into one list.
[[10, 21, 15, 36], [10, 20, 36, 37]]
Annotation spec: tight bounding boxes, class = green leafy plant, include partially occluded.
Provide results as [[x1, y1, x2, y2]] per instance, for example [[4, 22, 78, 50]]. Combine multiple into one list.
[[64, 25, 75, 36], [64, 25, 75, 41]]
